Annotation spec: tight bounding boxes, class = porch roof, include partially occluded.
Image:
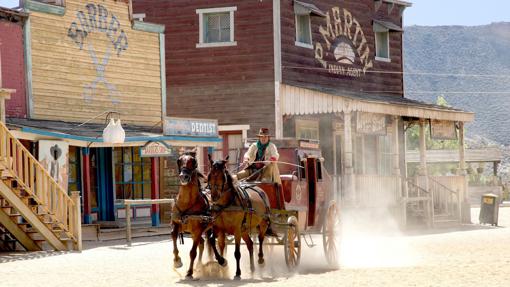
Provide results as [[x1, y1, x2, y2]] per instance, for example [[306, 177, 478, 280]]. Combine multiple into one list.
[[280, 83, 475, 122], [6, 118, 221, 148]]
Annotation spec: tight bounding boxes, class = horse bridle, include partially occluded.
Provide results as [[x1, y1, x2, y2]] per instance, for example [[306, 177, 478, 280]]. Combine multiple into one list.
[[174, 159, 210, 218], [208, 164, 236, 210]]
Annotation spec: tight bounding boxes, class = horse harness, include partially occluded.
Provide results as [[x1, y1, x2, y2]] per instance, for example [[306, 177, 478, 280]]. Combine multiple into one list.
[[171, 172, 213, 226]]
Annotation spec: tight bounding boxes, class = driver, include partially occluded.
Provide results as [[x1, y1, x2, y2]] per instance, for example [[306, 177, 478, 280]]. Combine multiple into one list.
[[236, 128, 281, 184]]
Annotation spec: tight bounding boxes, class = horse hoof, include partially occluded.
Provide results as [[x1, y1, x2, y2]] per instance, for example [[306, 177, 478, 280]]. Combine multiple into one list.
[[258, 258, 265, 265], [234, 275, 241, 280], [219, 258, 228, 267], [185, 275, 198, 281], [174, 259, 183, 268]]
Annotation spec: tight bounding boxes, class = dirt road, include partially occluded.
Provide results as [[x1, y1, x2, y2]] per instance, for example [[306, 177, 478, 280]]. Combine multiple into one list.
[[2, 207, 509, 287]]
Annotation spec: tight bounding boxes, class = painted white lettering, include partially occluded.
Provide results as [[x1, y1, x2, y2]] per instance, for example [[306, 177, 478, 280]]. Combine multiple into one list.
[[343, 9, 353, 40], [332, 7, 343, 38]]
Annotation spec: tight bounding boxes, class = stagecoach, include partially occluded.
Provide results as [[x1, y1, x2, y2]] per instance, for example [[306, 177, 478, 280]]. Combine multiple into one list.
[[237, 138, 341, 270]]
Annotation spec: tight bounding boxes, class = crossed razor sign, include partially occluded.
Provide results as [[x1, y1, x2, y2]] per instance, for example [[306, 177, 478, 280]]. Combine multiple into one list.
[[82, 42, 121, 104]]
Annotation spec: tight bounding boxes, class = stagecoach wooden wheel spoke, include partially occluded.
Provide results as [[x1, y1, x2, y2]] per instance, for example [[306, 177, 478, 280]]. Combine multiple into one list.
[[284, 216, 301, 271], [323, 201, 341, 268]]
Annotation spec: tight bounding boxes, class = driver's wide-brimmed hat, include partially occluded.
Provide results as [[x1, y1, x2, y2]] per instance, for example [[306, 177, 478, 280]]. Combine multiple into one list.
[[256, 128, 272, 137]]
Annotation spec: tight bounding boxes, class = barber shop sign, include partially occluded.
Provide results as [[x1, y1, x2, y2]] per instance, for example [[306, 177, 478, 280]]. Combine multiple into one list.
[[67, 3, 129, 104]]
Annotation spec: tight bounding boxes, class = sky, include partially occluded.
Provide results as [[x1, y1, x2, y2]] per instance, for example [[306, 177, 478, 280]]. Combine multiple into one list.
[[404, 0, 510, 26], [1, 0, 510, 26]]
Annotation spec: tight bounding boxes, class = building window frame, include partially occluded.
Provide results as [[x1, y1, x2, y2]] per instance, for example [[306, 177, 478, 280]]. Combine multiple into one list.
[[196, 6, 237, 48], [295, 14, 313, 49], [114, 147, 152, 202], [375, 30, 391, 62], [296, 119, 319, 140]]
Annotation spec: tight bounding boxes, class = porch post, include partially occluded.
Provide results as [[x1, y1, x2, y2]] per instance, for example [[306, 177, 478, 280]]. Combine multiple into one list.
[[457, 122, 471, 223], [82, 147, 92, 224], [151, 157, 160, 227], [418, 119, 427, 176], [392, 116, 401, 176], [343, 111, 355, 203], [418, 119, 432, 227], [393, 117, 404, 226]]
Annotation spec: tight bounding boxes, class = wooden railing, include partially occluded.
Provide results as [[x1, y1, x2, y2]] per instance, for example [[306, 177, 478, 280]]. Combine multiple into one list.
[[124, 199, 174, 246], [355, 175, 401, 207], [428, 176, 463, 221], [0, 121, 80, 247]]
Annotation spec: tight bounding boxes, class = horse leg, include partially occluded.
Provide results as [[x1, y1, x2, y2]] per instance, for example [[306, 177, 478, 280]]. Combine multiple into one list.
[[207, 229, 227, 267], [171, 222, 183, 268], [242, 232, 255, 273], [257, 222, 268, 265], [233, 232, 242, 280], [186, 232, 201, 280], [218, 232, 226, 257], [197, 236, 205, 267]]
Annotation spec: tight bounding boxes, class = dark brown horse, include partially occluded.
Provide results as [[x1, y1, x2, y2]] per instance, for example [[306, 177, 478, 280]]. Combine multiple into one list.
[[171, 152, 225, 279], [207, 154, 272, 279]]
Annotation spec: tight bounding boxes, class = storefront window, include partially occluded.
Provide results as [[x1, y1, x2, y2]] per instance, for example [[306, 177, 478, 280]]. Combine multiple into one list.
[[296, 119, 319, 140], [114, 147, 152, 201], [90, 151, 98, 209], [68, 146, 81, 194]]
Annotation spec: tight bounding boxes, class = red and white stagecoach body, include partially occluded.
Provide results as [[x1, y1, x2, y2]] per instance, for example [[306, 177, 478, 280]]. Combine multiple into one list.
[[238, 139, 340, 270]]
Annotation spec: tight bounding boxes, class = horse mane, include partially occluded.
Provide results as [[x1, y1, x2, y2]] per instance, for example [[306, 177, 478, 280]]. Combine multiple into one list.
[[224, 169, 234, 189]]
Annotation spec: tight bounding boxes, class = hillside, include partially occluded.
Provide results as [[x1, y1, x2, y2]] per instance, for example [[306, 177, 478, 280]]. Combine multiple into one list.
[[404, 22, 510, 145]]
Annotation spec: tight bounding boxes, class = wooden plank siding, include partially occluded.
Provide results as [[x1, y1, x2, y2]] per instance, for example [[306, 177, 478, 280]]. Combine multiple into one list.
[[0, 19, 27, 118], [280, 0, 404, 97], [29, 0, 162, 126], [133, 0, 276, 137]]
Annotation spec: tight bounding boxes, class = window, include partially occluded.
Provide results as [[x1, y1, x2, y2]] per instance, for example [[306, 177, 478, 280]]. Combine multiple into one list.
[[296, 119, 319, 140], [68, 147, 81, 194], [197, 6, 237, 48], [375, 31, 390, 61], [114, 147, 152, 201], [210, 132, 243, 171], [295, 14, 312, 48]]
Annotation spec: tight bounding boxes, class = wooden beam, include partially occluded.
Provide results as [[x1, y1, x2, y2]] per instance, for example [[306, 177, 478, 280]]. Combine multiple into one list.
[[406, 148, 502, 163], [0, 206, 41, 251], [0, 180, 66, 250], [418, 119, 427, 176]]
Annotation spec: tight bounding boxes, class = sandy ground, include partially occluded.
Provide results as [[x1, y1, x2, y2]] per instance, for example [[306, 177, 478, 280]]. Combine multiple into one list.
[[2, 207, 510, 287]]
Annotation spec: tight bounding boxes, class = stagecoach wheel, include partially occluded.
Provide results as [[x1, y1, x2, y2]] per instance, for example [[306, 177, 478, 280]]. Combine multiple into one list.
[[283, 216, 301, 271], [323, 201, 341, 268]]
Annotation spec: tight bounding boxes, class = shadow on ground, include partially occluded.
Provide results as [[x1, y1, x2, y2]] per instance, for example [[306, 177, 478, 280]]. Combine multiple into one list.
[[0, 250, 72, 263]]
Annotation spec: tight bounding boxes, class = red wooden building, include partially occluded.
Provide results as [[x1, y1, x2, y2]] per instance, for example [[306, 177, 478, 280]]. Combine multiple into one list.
[[0, 7, 27, 119], [135, 0, 475, 227]]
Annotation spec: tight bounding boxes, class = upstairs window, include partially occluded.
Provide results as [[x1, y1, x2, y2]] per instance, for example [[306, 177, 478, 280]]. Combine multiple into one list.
[[295, 14, 312, 48], [373, 19, 403, 62], [293, 0, 325, 49], [375, 31, 390, 61], [197, 7, 237, 48]]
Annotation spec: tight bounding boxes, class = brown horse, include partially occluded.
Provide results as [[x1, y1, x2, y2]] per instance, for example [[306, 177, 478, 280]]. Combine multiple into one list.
[[171, 152, 225, 279], [207, 154, 273, 280]]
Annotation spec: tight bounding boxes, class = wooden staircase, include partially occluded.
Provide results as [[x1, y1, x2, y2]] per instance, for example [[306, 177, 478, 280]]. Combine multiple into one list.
[[404, 176, 462, 228], [0, 121, 81, 251]]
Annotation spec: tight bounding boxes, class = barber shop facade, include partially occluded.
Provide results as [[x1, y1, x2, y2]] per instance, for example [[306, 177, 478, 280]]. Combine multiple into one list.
[[1, 0, 220, 226], [136, 0, 474, 227]]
